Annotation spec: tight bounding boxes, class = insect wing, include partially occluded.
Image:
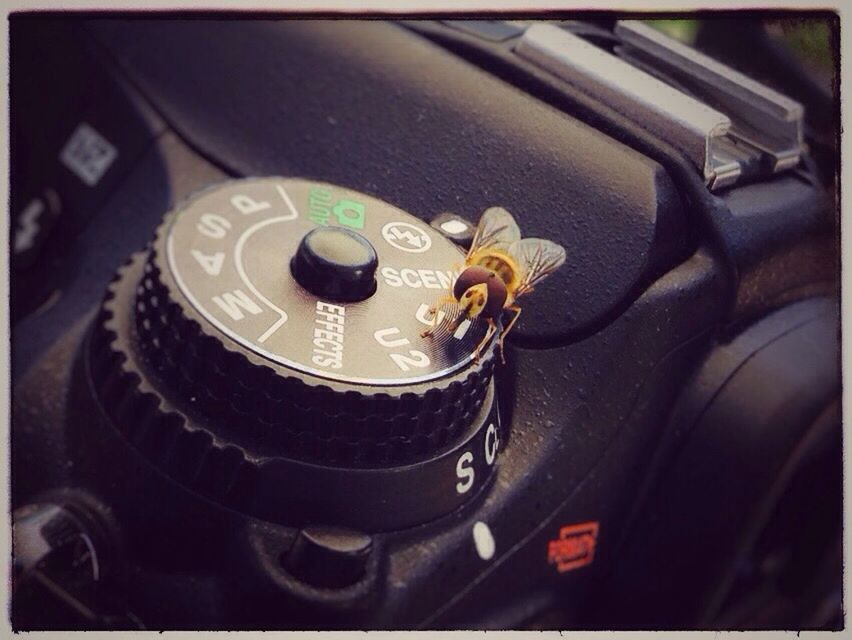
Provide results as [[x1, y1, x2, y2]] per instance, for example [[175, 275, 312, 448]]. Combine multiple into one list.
[[509, 238, 567, 297], [467, 207, 522, 258]]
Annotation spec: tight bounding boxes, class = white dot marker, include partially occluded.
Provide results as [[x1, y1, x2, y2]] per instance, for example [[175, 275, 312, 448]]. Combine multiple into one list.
[[472, 521, 495, 561], [440, 219, 470, 235]]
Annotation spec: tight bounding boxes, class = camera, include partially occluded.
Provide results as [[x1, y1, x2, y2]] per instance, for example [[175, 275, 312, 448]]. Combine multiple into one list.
[[10, 15, 840, 630]]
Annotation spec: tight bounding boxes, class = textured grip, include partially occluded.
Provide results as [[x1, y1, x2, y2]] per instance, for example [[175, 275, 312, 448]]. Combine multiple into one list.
[[92, 252, 494, 469]]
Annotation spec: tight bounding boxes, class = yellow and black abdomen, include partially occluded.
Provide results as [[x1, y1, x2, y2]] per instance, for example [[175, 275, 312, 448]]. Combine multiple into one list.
[[471, 250, 520, 290]]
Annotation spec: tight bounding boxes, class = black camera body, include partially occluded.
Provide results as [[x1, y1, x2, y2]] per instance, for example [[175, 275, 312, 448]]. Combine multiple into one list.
[[11, 17, 840, 630]]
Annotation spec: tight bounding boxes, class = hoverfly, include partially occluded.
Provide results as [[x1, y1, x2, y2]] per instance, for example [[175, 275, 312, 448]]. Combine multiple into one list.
[[421, 206, 566, 361]]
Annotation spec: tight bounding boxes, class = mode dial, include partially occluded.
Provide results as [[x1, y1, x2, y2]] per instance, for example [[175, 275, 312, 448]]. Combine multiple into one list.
[[84, 178, 502, 529]]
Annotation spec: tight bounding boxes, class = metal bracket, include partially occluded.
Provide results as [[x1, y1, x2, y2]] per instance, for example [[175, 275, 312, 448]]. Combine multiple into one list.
[[515, 22, 804, 191]]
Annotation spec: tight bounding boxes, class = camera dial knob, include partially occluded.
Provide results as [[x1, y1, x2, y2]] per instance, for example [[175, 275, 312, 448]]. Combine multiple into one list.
[[290, 226, 379, 302], [86, 178, 501, 530]]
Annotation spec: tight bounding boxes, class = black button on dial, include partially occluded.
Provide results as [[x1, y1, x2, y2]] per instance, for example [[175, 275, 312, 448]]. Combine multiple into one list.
[[291, 227, 378, 302]]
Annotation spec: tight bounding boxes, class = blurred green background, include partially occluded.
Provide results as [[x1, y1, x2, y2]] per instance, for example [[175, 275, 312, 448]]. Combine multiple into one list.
[[649, 17, 835, 94]]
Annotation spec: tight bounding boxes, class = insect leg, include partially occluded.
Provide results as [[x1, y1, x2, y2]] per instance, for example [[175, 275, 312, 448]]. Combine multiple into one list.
[[496, 306, 522, 363], [420, 294, 457, 338], [473, 317, 497, 363]]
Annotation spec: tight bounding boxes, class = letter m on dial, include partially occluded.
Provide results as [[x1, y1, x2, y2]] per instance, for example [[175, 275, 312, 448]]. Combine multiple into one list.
[[212, 289, 263, 321]]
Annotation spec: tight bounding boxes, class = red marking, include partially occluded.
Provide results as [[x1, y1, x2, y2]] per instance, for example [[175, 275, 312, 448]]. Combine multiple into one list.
[[547, 521, 599, 573]]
